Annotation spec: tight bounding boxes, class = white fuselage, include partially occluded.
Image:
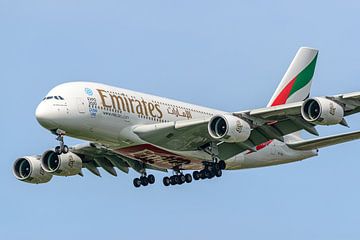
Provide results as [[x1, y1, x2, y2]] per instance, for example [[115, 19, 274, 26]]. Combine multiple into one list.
[[35, 82, 317, 171]]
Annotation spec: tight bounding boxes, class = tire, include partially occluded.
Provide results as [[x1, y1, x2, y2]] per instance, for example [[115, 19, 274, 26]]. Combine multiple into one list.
[[170, 176, 176, 185], [140, 176, 149, 186], [62, 145, 69, 154], [208, 170, 215, 179], [215, 169, 222, 177], [193, 171, 200, 180], [174, 175, 181, 184], [133, 178, 141, 188], [218, 160, 226, 170], [200, 170, 206, 179], [185, 173, 192, 183], [179, 175, 186, 184], [55, 146, 62, 155], [204, 169, 211, 179], [148, 174, 155, 184], [163, 177, 170, 186]]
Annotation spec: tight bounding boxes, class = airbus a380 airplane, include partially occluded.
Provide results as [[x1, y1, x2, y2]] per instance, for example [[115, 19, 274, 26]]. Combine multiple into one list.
[[14, 47, 360, 188]]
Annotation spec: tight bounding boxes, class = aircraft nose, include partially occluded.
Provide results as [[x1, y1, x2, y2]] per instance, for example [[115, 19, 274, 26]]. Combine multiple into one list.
[[35, 102, 58, 129]]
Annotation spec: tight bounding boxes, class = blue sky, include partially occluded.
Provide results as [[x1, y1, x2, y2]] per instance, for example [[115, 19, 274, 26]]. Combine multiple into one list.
[[1, 1, 360, 239]]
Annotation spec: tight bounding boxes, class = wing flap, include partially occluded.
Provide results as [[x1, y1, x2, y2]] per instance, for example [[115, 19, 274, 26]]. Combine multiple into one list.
[[287, 130, 360, 151], [70, 142, 168, 175], [341, 91, 360, 100]]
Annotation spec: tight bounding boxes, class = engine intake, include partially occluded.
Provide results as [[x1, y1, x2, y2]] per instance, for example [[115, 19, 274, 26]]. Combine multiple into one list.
[[13, 156, 53, 184], [41, 150, 82, 176], [301, 97, 344, 125], [208, 114, 251, 143]]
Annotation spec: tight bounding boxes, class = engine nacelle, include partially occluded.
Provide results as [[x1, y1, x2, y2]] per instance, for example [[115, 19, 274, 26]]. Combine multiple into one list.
[[208, 114, 251, 143], [13, 156, 53, 184], [41, 150, 82, 176], [301, 97, 344, 125]]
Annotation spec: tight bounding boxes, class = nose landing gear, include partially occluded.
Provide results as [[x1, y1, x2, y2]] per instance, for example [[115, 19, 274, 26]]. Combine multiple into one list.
[[54, 130, 69, 155]]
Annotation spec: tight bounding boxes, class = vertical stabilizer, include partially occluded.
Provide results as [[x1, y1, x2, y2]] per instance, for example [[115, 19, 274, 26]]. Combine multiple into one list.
[[267, 47, 318, 107]]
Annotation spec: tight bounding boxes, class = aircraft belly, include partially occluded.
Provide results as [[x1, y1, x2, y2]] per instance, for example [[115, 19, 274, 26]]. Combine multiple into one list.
[[226, 142, 318, 170], [115, 144, 206, 170]]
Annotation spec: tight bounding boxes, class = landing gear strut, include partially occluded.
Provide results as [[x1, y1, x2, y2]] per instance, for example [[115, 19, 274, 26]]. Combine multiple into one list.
[[54, 130, 69, 155], [133, 173, 155, 188]]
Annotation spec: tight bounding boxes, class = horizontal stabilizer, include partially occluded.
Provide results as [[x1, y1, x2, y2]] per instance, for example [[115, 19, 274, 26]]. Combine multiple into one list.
[[287, 130, 360, 151]]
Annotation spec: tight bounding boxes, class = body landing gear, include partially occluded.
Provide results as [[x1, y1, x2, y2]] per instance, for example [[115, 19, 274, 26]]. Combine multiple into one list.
[[163, 171, 192, 187]]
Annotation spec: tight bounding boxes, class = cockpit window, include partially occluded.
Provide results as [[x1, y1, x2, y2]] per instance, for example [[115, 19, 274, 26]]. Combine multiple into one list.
[[43, 96, 65, 101]]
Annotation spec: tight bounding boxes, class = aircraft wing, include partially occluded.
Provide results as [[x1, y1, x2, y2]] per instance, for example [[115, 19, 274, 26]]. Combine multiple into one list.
[[132, 118, 258, 160], [70, 143, 168, 177], [241, 92, 360, 119], [234, 92, 360, 136], [131, 92, 360, 160], [286, 130, 360, 150]]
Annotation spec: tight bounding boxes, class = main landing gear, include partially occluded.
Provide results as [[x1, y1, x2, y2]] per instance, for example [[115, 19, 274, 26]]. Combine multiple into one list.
[[163, 172, 193, 186], [133, 174, 155, 188], [192, 160, 226, 181], [54, 130, 69, 155], [193, 142, 226, 181]]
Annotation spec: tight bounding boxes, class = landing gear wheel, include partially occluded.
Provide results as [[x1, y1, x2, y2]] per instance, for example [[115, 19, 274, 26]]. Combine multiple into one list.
[[133, 178, 141, 188], [208, 170, 215, 179], [214, 163, 220, 171], [193, 171, 200, 180], [200, 170, 206, 179], [140, 176, 149, 186], [174, 175, 181, 185], [62, 145, 69, 154], [163, 177, 170, 186], [55, 146, 62, 155], [215, 169, 222, 177], [204, 169, 211, 179], [218, 160, 226, 170], [179, 175, 186, 184], [170, 176, 176, 185], [185, 173, 192, 183], [148, 174, 155, 184]]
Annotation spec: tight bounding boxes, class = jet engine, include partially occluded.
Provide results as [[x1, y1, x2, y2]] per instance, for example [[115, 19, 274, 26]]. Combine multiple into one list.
[[41, 150, 82, 176], [301, 97, 344, 125], [208, 114, 251, 143], [13, 156, 53, 184]]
